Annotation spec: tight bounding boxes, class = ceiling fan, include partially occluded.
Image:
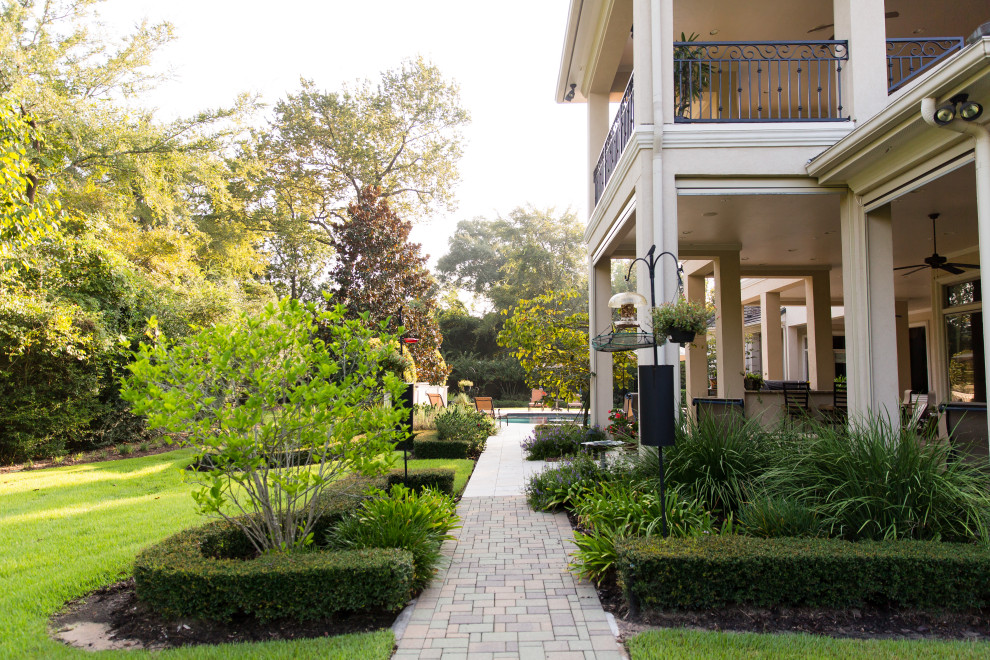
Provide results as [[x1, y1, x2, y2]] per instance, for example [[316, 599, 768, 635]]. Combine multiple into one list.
[[807, 11, 899, 34], [894, 213, 979, 276]]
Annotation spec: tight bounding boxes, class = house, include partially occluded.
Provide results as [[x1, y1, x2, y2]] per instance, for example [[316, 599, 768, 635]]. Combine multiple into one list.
[[557, 0, 990, 443]]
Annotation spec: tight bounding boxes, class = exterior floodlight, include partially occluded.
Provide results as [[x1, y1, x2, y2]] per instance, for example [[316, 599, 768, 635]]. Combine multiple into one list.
[[960, 100, 983, 121], [564, 83, 576, 102], [934, 103, 956, 125]]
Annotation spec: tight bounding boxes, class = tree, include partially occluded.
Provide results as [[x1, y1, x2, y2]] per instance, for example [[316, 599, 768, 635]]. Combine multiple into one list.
[[268, 57, 469, 231], [497, 290, 590, 409], [326, 186, 449, 385], [437, 206, 587, 311], [123, 298, 406, 554]]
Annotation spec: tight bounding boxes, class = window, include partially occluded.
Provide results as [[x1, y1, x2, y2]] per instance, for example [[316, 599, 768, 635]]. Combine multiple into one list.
[[944, 279, 984, 403]]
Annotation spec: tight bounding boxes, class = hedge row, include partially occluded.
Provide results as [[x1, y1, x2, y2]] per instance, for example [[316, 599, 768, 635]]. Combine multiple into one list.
[[617, 535, 990, 611], [134, 522, 414, 621], [413, 431, 472, 459], [385, 467, 456, 496]]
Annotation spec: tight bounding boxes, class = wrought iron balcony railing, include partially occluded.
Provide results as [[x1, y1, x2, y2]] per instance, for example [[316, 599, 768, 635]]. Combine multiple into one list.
[[673, 40, 848, 122], [593, 74, 634, 203], [886, 37, 964, 93]]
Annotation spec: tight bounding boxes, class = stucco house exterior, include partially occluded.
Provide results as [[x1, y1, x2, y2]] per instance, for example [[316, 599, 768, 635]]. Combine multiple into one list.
[[558, 0, 990, 446]]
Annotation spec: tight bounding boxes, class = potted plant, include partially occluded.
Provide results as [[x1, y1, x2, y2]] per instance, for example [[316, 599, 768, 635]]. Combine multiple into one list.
[[651, 298, 715, 345], [744, 372, 765, 391]]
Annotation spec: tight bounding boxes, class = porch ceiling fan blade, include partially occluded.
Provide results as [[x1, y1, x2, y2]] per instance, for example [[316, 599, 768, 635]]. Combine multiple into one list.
[[940, 264, 965, 275], [894, 264, 926, 271], [899, 266, 929, 277], [946, 263, 981, 270]]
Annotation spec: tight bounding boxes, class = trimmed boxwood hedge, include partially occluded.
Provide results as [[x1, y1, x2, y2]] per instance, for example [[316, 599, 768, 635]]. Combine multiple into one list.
[[413, 436, 472, 459], [617, 535, 990, 611], [134, 520, 414, 621], [386, 467, 456, 496]]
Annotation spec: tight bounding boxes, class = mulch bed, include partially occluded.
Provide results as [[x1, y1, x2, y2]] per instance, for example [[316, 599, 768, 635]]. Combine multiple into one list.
[[51, 578, 397, 650], [594, 571, 990, 642]]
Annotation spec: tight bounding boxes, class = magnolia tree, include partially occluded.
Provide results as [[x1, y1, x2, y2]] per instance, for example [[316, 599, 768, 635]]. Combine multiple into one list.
[[122, 297, 406, 553]]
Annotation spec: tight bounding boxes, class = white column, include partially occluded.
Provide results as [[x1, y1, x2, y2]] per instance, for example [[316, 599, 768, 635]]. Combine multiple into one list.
[[760, 291, 784, 379], [686, 272, 709, 411], [715, 252, 744, 398], [833, 0, 889, 123], [588, 92, 610, 213], [590, 258, 614, 426], [805, 272, 835, 389], [840, 197, 900, 422], [653, 0, 675, 125]]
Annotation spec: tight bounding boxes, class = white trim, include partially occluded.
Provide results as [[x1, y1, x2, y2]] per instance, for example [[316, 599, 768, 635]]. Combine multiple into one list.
[[676, 177, 841, 195], [591, 197, 636, 265], [862, 147, 975, 212], [584, 128, 652, 245], [662, 123, 853, 149]]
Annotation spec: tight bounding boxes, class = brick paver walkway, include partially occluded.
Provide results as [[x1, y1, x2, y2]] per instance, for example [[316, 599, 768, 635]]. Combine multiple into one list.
[[393, 424, 626, 659]]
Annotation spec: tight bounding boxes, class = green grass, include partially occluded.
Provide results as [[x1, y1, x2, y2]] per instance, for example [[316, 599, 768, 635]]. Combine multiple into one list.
[[0, 448, 437, 659], [627, 629, 989, 659], [390, 451, 475, 495]]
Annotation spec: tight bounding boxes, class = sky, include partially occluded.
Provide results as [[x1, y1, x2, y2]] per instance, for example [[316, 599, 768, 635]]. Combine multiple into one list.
[[97, 0, 589, 268]]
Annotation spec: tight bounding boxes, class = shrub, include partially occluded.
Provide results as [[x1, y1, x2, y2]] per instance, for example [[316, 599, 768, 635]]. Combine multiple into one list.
[[328, 484, 459, 590], [606, 409, 638, 442], [435, 405, 496, 449], [385, 468, 456, 496], [413, 403, 439, 431], [737, 493, 821, 538], [617, 535, 990, 611], [520, 424, 584, 460], [570, 481, 722, 583], [760, 419, 990, 542], [122, 298, 406, 553], [525, 452, 612, 511], [413, 431, 473, 459], [134, 522, 414, 621]]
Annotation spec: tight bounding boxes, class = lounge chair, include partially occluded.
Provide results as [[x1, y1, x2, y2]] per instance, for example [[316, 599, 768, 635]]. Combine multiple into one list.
[[528, 389, 546, 410], [474, 397, 505, 426], [426, 392, 445, 407]]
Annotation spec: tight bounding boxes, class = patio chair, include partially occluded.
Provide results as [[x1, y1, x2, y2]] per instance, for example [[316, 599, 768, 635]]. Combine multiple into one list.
[[474, 397, 505, 426], [426, 392, 445, 408], [528, 389, 546, 410], [820, 380, 847, 424], [781, 381, 811, 420]]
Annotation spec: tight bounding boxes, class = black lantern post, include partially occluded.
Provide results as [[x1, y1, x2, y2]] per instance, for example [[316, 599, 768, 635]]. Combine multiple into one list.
[[623, 245, 683, 539], [396, 307, 419, 486]]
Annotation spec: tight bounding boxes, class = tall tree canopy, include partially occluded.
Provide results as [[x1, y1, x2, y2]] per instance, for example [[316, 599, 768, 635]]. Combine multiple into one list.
[[326, 186, 449, 385], [437, 206, 587, 311]]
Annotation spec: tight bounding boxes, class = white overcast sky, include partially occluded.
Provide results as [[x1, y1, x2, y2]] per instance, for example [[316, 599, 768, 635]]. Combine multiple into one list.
[[98, 0, 589, 267]]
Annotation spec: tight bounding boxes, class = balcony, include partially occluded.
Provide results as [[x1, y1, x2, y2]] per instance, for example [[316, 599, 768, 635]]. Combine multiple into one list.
[[592, 74, 634, 204], [886, 37, 964, 93]]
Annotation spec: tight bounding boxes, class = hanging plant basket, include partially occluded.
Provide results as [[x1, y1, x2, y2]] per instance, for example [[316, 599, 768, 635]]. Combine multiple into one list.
[[592, 329, 657, 353], [667, 328, 697, 344]]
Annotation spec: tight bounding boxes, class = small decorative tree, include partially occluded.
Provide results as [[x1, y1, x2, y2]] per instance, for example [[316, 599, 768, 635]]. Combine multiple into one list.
[[122, 297, 406, 554]]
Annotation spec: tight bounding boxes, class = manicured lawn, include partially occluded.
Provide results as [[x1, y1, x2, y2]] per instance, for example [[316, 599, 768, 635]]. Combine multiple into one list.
[[388, 450, 475, 495], [627, 629, 989, 659], [0, 447, 466, 659]]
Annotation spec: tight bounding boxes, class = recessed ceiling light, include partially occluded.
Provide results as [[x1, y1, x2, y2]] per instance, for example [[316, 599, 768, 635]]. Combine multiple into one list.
[[787, 248, 798, 252], [710, 29, 719, 35], [913, 28, 924, 34], [809, 257, 817, 261], [703, 212, 718, 217], [681, 230, 693, 235], [741, 257, 749, 261]]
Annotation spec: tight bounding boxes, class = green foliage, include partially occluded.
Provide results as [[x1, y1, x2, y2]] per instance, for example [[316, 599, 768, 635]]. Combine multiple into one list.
[[617, 535, 990, 611], [759, 419, 990, 542], [570, 481, 722, 584], [122, 297, 406, 553], [437, 206, 587, 311], [413, 434, 473, 460], [434, 405, 497, 449], [651, 298, 715, 345], [498, 290, 590, 409], [737, 493, 821, 538], [520, 424, 584, 460], [447, 351, 527, 398], [525, 453, 612, 512], [385, 468, 456, 497], [328, 484, 459, 590], [134, 522, 414, 621]]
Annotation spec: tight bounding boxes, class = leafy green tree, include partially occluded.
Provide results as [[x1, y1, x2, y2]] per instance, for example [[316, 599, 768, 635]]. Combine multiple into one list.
[[326, 186, 449, 385], [498, 290, 590, 409], [437, 206, 587, 311], [122, 298, 406, 554], [269, 57, 469, 227]]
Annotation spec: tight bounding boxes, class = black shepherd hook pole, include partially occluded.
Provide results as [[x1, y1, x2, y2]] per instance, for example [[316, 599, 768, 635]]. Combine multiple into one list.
[[623, 244, 682, 538]]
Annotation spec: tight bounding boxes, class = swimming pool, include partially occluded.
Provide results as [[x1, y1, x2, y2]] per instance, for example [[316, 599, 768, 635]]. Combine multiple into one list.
[[502, 411, 582, 425]]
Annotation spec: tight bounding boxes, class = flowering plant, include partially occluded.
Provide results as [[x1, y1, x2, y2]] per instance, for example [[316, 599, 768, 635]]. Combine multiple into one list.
[[651, 298, 715, 345], [606, 409, 638, 442]]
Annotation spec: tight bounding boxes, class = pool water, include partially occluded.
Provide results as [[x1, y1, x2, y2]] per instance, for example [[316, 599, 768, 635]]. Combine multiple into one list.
[[502, 412, 581, 424]]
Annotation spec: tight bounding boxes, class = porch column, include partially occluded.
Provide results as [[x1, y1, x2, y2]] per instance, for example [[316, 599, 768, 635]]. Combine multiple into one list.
[[715, 251, 744, 398], [805, 272, 835, 389], [685, 272, 709, 411], [760, 291, 784, 379], [895, 300, 911, 396], [588, 92, 610, 213], [589, 258, 614, 426], [833, 0, 889, 123], [840, 197, 900, 422]]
